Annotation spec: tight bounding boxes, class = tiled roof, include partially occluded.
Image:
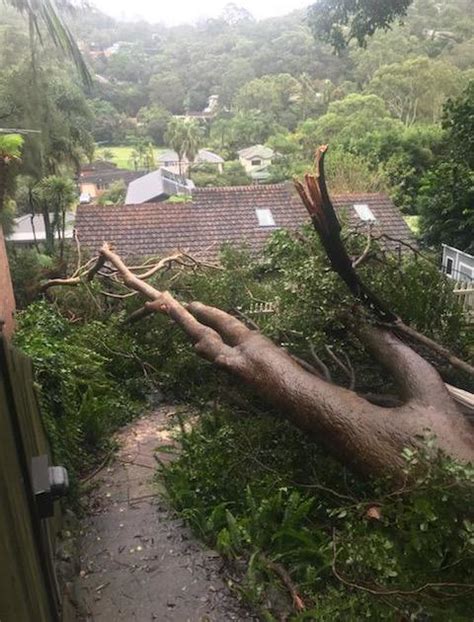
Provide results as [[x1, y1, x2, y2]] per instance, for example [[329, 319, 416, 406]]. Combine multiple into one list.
[[196, 149, 224, 164], [238, 145, 274, 160], [75, 184, 415, 261], [81, 160, 117, 173], [79, 169, 143, 185], [157, 149, 224, 164]]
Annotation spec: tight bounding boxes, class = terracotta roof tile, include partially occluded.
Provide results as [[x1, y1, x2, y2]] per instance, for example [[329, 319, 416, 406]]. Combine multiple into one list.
[[75, 183, 415, 260]]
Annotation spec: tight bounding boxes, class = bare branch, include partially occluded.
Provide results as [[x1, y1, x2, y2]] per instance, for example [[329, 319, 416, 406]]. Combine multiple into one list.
[[310, 344, 332, 382], [99, 290, 137, 300], [325, 345, 356, 390], [352, 227, 372, 268], [40, 254, 105, 292], [388, 320, 474, 378], [74, 230, 82, 275], [133, 252, 185, 279], [259, 553, 306, 612], [232, 308, 259, 331], [294, 146, 397, 323]]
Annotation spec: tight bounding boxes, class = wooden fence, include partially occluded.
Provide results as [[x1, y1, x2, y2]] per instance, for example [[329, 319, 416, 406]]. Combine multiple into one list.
[[0, 333, 70, 622]]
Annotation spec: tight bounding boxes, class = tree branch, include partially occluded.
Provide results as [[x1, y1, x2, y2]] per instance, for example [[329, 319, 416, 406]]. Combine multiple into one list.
[[352, 227, 372, 268], [293, 146, 474, 379]]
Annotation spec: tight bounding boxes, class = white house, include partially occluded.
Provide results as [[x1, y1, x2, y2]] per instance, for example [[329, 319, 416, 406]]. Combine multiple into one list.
[[442, 244, 474, 283], [238, 145, 275, 180]]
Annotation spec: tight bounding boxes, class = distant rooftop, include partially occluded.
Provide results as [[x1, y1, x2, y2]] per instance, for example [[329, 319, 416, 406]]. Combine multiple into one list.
[[157, 149, 224, 164], [125, 168, 194, 204], [8, 213, 75, 243], [238, 145, 274, 160]]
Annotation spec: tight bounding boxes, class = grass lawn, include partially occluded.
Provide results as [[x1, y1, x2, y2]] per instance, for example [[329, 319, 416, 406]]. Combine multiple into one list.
[[404, 215, 420, 235], [96, 145, 166, 170]]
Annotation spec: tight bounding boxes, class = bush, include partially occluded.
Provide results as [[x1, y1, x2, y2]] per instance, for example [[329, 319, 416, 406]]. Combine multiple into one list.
[[162, 406, 474, 621], [14, 302, 143, 485]]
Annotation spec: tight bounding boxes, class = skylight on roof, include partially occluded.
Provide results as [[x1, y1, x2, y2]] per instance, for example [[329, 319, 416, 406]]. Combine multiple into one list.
[[256, 208, 276, 227], [353, 203, 376, 222]]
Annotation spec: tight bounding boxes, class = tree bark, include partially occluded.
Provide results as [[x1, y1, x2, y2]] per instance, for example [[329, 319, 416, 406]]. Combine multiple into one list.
[[96, 244, 474, 480]]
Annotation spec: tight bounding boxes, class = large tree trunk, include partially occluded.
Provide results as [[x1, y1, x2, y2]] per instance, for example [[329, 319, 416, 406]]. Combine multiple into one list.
[[187, 302, 473, 478], [94, 245, 474, 480]]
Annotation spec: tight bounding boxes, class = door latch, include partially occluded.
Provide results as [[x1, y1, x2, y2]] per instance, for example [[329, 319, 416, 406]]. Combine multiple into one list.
[[32, 455, 69, 518]]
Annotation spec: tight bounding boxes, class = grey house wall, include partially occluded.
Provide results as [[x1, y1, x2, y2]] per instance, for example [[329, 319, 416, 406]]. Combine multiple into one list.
[[442, 244, 474, 282]]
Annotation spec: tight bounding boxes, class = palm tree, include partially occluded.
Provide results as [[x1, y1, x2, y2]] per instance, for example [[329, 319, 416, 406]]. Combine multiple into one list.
[[5, 0, 91, 85], [34, 175, 76, 258], [165, 118, 203, 176]]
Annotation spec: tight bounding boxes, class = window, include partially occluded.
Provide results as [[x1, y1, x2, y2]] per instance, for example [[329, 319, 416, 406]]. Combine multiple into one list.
[[251, 158, 262, 166], [256, 208, 276, 227], [446, 257, 453, 276], [353, 203, 376, 222]]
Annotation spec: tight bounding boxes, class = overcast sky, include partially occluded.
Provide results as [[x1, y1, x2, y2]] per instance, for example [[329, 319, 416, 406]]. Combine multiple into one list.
[[90, 0, 311, 25]]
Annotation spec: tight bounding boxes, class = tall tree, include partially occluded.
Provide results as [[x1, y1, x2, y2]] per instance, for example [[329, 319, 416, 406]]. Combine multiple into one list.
[[308, 0, 413, 52], [33, 175, 75, 257], [165, 118, 203, 175], [418, 81, 474, 253]]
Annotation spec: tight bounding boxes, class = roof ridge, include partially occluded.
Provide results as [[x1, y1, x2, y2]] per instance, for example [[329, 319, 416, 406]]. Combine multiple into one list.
[[193, 183, 289, 193]]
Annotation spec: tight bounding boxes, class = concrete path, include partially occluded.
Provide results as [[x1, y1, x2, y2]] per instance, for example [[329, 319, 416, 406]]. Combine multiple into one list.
[[76, 407, 256, 621]]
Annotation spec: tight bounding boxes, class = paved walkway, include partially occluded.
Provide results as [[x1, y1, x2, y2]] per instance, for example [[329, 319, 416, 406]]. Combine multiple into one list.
[[76, 407, 256, 621]]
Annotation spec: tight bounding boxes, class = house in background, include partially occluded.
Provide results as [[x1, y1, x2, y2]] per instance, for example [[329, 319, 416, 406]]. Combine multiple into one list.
[[441, 245, 474, 318], [238, 145, 275, 181], [7, 213, 76, 247], [125, 168, 195, 204], [76, 185, 415, 261], [157, 149, 224, 177], [174, 95, 220, 121], [442, 245, 474, 283], [79, 160, 143, 202]]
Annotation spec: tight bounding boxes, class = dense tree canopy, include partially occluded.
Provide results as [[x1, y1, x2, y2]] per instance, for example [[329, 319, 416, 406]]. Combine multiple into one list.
[[0, 0, 472, 254]]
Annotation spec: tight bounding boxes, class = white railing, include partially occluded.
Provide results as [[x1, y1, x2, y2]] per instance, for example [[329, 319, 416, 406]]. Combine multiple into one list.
[[247, 301, 277, 316], [453, 280, 474, 320]]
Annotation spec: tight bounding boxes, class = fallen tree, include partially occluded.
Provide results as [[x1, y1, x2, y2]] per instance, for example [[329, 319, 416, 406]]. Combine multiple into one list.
[[42, 147, 474, 480]]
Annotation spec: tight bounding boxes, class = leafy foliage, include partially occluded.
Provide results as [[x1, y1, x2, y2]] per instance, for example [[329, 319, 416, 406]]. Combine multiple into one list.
[[417, 80, 474, 252], [14, 302, 143, 484], [191, 161, 251, 187], [162, 407, 474, 620], [96, 179, 126, 205], [5, 0, 91, 84], [418, 162, 474, 254], [308, 0, 413, 52]]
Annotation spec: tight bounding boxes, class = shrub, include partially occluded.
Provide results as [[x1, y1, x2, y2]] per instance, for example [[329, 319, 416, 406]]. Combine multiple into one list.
[[162, 407, 474, 621], [14, 302, 143, 484]]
